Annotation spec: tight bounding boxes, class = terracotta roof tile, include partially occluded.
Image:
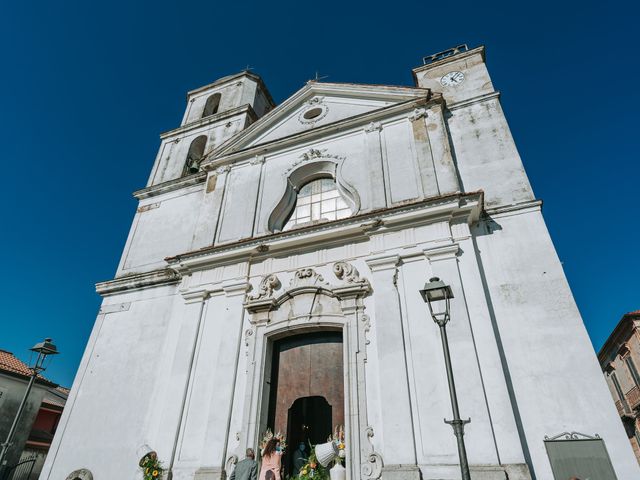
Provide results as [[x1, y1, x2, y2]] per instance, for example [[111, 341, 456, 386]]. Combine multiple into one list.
[[626, 310, 640, 316], [0, 349, 33, 376], [0, 349, 51, 382]]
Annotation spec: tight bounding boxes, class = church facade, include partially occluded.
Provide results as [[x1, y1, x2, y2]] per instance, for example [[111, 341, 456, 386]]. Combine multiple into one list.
[[41, 46, 639, 480]]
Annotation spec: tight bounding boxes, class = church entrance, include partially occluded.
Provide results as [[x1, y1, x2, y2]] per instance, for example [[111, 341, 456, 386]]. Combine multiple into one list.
[[266, 331, 344, 477]]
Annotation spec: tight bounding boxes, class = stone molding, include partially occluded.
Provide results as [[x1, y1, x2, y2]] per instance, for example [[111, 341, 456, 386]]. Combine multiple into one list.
[[96, 269, 181, 297], [422, 243, 460, 262], [241, 261, 379, 480], [133, 172, 207, 200], [365, 254, 400, 272], [165, 192, 483, 275]]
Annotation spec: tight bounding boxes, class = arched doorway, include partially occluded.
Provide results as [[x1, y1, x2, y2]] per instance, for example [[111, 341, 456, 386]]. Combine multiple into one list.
[[266, 331, 344, 476]]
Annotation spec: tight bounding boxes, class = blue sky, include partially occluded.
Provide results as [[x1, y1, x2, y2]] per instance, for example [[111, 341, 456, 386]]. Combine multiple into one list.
[[1, 0, 637, 388]]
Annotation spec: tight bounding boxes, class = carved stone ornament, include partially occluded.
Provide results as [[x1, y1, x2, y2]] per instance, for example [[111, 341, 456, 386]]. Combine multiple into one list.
[[226, 455, 239, 474], [216, 165, 231, 175], [248, 274, 281, 300], [364, 121, 382, 133], [408, 107, 427, 122], [289, 268, 327, 288], [361, 426, 383, 480], [300, 148, 327, 161], [284, 149, 346, 175], [250, 155, 265, 165], [333, 261, 367, 284], [65, 469, 93, 480]]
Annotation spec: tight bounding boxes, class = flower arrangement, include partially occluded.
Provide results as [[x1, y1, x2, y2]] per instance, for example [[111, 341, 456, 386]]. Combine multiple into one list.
[[139, 451, 164, 480], [297, 445, 329, 480], [260, 428, 288, 453]]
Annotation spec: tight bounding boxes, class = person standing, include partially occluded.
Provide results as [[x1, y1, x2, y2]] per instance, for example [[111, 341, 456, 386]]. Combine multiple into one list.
[[259, 438, 282, 480], [230, 449, 258, 480]]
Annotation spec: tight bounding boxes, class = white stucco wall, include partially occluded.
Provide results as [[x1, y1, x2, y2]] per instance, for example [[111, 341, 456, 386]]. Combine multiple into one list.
[[41, 50, 640, 480]]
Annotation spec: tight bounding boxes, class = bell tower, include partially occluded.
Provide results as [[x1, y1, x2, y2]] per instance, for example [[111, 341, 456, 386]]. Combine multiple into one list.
[[146, 71, 275, 186]]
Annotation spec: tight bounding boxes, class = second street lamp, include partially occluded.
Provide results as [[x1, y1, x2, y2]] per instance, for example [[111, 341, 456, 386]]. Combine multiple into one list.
[[420, 277, 471, 480]]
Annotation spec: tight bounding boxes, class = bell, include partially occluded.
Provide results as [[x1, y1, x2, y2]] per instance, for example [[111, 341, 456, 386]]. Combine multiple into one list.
[[314, 441, 338, 467], [187, 157, 200, 174]]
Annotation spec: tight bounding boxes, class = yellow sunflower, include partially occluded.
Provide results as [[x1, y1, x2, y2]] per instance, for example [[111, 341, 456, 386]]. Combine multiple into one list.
[[152, 470, 158, 477]]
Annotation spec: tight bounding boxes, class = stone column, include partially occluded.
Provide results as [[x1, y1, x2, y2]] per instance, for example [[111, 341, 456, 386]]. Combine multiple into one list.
[[365, 255, 420, 480]]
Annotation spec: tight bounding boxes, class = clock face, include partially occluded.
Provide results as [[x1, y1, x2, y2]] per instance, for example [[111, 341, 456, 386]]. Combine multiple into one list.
[[440, 71, 465, 87]]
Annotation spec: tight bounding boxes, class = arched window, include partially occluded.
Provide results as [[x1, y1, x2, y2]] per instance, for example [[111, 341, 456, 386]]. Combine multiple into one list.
[[183, 135, 207, 175], [283, 177, 351, 231], [202, 93, 221, 117]]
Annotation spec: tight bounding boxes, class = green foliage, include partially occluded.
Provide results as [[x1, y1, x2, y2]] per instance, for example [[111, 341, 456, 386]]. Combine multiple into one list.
[[139, 452, 164, 480]]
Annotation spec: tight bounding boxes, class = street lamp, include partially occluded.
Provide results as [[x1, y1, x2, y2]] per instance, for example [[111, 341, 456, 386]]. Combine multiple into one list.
[[0, 338, 59, 470], [420, 278, 471, 480]]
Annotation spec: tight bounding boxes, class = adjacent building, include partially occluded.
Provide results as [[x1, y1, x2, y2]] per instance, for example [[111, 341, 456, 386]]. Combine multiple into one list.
[[0, 350, 67, 480], [599, 310, 640, 462], [40, 45, 640, 480]]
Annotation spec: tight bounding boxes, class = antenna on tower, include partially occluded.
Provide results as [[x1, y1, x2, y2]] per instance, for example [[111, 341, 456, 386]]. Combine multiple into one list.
[[244, 64, 254, 72]]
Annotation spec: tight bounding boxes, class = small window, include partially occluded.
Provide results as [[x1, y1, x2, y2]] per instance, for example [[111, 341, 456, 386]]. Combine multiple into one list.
[[611, 372, 630, 413], [183, 136, 207, 175], [283, 178, 351, 231], [203, 93, 221, 117]]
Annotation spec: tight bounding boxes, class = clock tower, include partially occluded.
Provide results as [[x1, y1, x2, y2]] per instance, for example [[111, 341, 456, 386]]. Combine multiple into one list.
[[412, 45, 494, 104]]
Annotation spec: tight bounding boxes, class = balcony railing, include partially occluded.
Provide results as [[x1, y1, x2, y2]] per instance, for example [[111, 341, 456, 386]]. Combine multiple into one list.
[[616, 400, 625, 416], [627, 386, 640, 410]]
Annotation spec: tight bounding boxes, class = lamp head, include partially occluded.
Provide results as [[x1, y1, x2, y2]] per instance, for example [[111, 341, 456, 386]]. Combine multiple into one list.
[[30, 338, 59, 356], [419, 277, 454, 304]]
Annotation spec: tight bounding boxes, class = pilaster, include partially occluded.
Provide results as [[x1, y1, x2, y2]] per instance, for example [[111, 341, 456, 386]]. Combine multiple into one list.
[[425, 104, 459, 194], [365, 255, 419, 478], [408, 109, 439, 198], [363, 122, 388, 210]]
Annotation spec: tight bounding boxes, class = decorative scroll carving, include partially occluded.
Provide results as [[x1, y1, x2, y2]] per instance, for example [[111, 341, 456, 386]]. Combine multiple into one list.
[[289, 268, 327, 288], [284, 149, 346, 175], [333, 261, 367, 284], [65, 469, 93, 480], [544, 431, 601, 441], [361, 426, 383, 480], [216, 165, 231, 175], [225, 455, 239, 476], [408, 107, 427, 122], [300, 148, 327, 161], [250, 155, 265, 165], [248, 274, 280, 300]]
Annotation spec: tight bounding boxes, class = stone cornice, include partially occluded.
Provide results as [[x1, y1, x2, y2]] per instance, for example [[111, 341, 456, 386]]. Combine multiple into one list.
[[203, 96, 442, 169], [133, 172, 207, 200], [411, 46, 486, 80], [96, 269, 181, 297], [165, 191, 483, 275], [447, 91, 501, 111], [160, 104, 258, 139], [186, 71, 276, 108], [484, 199, 542, 218]]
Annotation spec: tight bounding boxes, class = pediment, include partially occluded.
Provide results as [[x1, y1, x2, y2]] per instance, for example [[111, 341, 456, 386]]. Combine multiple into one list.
[[215, 82, 430, 155]]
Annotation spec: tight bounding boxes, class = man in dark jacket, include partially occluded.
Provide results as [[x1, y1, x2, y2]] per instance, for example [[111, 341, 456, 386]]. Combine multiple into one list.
[[230, 449, 258, 480]]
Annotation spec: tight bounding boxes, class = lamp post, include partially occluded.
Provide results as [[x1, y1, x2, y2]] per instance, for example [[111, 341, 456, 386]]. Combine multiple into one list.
[[420, 278, 471, 480], [0, 338, 59, 471]]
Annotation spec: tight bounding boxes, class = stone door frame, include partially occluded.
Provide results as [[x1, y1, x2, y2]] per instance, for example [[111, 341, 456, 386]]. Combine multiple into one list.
[[242, 263, 383, 480]]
